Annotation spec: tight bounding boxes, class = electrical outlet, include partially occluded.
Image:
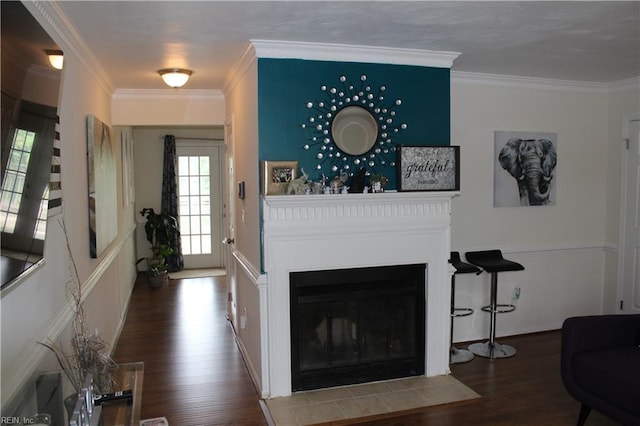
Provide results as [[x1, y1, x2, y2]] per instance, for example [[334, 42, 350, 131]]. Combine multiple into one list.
[[513, 287, 521, 300], [240, 307, 248, 329]]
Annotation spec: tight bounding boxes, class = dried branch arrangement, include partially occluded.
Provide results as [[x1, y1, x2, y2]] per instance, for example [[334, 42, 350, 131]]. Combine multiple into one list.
[[39, 218, 115, 393]]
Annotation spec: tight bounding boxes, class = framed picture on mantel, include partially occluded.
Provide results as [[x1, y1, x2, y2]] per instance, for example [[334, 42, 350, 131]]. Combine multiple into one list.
[[397, 146, 460, 191], [262, 160, 298, 195]]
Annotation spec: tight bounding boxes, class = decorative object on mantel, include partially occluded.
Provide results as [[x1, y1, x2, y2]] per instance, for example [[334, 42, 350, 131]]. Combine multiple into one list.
[[285, 168, 309, 195], [348, 168, 367, 193], [300, 74, 407, 176], [397, 146, 460, 191], [368, 173, 388, 193], [262, 163, 397, 196], [136, 208, 178, 287], [262, 160, 298, 195]]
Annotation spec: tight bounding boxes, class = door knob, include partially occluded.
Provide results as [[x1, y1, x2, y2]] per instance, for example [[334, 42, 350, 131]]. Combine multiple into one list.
[[223, 237, 235, 244]]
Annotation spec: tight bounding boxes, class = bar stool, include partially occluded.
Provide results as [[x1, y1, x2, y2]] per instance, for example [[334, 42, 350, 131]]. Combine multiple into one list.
[[465, 250, 524, 359], [449, 252, 480, 364]]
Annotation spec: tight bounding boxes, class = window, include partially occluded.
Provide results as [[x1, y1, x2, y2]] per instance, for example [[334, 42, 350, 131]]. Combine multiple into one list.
[[178, 155, 212, 255], [0, 129, 36, 233]]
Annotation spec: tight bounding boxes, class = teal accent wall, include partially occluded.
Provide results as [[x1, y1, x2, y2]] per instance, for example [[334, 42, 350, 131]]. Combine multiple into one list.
[[258, 58, 450, 190]]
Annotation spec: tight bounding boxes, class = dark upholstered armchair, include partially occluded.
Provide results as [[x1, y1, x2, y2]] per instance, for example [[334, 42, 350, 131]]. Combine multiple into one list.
[[561, 314, 640, 426]]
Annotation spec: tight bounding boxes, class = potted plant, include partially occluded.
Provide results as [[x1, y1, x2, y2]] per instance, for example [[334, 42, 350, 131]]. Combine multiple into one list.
[[136, 208, 179, 287]]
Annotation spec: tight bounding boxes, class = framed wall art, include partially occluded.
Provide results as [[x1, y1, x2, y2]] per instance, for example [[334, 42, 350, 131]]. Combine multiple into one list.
[[87, 114, 118, 258], [494, 131, 557, 207], [262, 160, 298, 195], [120, 130, 135, 207], [397, 146, 460, 191]]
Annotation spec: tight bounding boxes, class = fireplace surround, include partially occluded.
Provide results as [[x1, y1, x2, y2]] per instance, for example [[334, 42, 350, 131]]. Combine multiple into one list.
[[262, 191, 457, 397]]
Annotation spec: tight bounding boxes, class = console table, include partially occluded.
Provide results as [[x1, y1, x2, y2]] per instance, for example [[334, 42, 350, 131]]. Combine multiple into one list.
[[67, 362, 144, 426], [101, 362, 144, 426]]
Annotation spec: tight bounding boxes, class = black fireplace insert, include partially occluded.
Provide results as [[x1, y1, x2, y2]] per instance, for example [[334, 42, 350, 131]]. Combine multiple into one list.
[[290, 264, 426, 391]]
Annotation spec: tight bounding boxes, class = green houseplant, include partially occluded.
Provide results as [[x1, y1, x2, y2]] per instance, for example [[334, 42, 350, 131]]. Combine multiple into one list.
[[137, 208, 179, 287]]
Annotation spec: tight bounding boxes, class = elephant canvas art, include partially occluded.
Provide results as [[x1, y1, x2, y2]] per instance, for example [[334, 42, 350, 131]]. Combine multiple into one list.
[[494, 131, 557, 207]]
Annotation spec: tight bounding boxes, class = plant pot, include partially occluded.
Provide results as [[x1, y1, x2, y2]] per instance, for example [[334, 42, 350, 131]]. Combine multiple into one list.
[[148, 271, 169, 287]]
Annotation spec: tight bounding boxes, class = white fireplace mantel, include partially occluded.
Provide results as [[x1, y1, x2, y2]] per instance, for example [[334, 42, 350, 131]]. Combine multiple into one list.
[[261, 191, 458, 397]]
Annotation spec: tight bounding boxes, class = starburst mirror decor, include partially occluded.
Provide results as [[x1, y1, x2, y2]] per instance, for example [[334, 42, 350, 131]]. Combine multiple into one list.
[[300, 74, 408, 176]]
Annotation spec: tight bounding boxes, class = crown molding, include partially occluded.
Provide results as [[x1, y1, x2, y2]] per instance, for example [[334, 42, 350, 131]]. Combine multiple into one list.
[[27, 64, 63, 81], [223, 42, 258, 96], [112, 89, 224, 101], [609, 77, 640, 94], [24, 0, 114, 95], [250, 39, 460, 69], [451, 71, 611, 93]]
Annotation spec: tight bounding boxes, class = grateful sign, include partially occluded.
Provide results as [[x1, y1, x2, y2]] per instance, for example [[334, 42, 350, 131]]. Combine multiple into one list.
[[397, 146, 460, 191]]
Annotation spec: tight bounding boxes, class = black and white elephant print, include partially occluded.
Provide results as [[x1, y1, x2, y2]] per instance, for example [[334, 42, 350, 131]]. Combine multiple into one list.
[[498, 138, 557, 206]]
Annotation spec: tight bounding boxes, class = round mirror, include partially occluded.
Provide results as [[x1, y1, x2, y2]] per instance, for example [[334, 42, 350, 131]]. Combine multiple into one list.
[[331, 106, 378, 156]]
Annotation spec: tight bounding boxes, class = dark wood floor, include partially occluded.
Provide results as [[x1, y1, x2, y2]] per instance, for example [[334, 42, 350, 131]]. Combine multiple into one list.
[[112, 274, 267, 425], [112, 275, 619, 426]]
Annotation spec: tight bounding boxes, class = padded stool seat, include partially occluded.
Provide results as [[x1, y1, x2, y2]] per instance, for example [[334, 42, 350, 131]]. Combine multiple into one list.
[[465, 250, 524, 359], [451, 252, 482, 274], [449, 252, 480, 364], [464, 250, 525, 274]]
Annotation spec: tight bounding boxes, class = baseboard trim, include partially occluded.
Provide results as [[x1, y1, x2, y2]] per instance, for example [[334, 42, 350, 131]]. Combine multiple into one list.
[[232, 325, 268, 399]]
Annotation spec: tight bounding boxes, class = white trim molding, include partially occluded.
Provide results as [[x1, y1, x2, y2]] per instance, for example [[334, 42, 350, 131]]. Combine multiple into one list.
[[112, 89, 224, 101], [223, 42, 258, 95], [609, 77, 640, 94], [451, 71, 610, 93], [250, 39, 460, 69]]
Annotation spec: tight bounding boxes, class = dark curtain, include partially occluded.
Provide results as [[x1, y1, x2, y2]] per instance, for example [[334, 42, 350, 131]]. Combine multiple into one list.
[[161, 135, 184, 271]]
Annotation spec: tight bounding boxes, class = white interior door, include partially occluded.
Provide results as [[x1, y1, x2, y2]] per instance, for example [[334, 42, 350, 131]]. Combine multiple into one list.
[[224, 117, 237, 325], [176, 143, 223, 269], [620, 118, 640, 314]]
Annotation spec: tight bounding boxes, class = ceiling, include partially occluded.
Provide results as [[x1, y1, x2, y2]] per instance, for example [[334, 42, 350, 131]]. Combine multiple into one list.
[[1, 1, 61, 70], [29, 1, 640, 90]]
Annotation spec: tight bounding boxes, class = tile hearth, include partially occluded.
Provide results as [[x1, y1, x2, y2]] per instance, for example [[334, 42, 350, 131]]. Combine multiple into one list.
[[264, 375, 480, 425]]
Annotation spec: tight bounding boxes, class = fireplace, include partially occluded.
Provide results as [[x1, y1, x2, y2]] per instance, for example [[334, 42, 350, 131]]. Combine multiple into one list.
[[290, 264, 426, 391], [262, 192, 456, 397]]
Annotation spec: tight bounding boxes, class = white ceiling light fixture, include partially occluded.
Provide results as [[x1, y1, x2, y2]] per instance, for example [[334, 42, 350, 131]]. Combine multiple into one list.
[[45, 49, 64, 70], [158, 68, 192, 88]]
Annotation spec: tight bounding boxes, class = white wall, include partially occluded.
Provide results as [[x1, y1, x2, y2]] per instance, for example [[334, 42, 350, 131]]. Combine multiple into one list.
[[112, 90, 225, 126], [1, 4, 137, 414], [223, 49, 265, 394], [449, 74, 639, 343]]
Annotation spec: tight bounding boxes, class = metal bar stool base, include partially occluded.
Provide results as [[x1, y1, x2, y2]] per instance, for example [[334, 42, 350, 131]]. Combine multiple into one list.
[[469, 341, 516, 359], [450, 346, 474, 364]]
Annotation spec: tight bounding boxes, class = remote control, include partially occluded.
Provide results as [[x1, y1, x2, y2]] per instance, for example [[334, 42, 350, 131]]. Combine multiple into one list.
[[93, 389, 133, 406]]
